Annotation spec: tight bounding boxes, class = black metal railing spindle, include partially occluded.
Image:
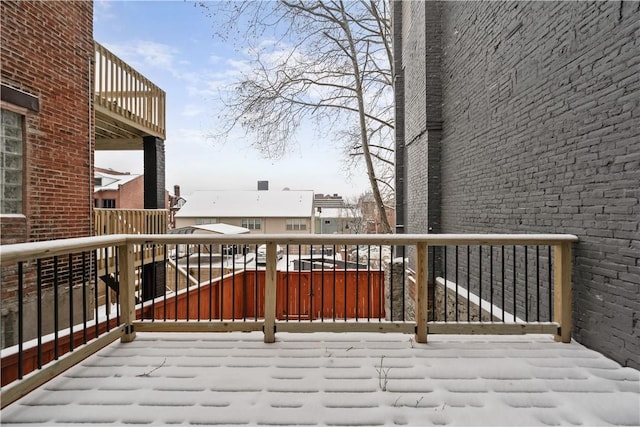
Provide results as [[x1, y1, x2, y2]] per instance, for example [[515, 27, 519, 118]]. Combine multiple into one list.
[[197, 245, 202, 321], [501, 246, 505, 322], [321, 245, 325, 322], [53, 256, 59, 360], [490, 246, 494, 321], [209, 245, 214, 321], [82, 252, 88, 344], [17, 261, 24, 379], [37, 259, 42, 369], [548, 246, 553, 322], [93, 250, 99, 339], [68, 254, 74, 352], [512, 246, 517, 320], [525, 246, 529, 322], [455, 246, 459, 322], [443, 246, 447, 322], [478, 246, 482, 322]]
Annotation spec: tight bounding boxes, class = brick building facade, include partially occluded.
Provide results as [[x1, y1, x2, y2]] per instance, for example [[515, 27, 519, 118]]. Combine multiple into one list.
[[395, 1, 639, 368], [1, 1, 94, 244], [1, 1, 94, 347]]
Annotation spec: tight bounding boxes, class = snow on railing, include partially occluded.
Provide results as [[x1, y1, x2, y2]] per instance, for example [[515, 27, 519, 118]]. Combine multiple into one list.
[[0, 233, 577, 407]]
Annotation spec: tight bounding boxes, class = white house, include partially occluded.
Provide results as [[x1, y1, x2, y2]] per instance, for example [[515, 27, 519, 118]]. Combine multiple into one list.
[[174, 190, 315, 234]]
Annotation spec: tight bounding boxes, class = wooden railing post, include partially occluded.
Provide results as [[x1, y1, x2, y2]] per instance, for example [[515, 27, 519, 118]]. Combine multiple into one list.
[[553, 241, 572, 343], [118, 242, 137, 343], [264, 242, 277, 343], [415, 242, 428, 343]]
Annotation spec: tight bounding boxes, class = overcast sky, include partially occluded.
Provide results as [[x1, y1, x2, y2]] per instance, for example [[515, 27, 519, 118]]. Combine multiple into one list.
[[93, 0, 372, 198]]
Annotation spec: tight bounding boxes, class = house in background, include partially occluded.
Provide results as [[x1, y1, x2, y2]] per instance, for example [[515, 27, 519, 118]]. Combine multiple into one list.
[[313, 193, 361, 234], [94, 167, 144, 209], [394, 2, 639, 368], [175, 185, 315, 234]]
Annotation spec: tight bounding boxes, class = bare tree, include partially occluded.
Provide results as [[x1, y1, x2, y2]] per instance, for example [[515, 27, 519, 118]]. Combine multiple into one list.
[[200, 0, 394, 233]]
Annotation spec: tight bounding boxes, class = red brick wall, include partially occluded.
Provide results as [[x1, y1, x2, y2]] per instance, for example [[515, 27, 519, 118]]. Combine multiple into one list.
[[118, 175, 145, 209], [1, 0, 94, 244]]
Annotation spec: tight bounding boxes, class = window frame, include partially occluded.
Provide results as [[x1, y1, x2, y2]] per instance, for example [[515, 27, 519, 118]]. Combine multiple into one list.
[[241, 217, 262, 230], [286, 218, 307, 231], [0, 104, 27, 216]]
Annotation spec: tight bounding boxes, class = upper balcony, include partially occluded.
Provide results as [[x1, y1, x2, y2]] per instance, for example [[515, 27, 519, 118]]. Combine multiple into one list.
[[94, 41, 166, 150]]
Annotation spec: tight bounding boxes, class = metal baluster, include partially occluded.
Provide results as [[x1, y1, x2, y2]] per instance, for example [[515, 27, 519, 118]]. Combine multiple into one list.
[[490, 246, 494, 321], [536, 246, 541, 322], [197, 244, 202, 321], [93, 250, 99, 339], [513, 246, 517, 320], [18, 262, 24, 379], [455, 246, 459, 322], [321, 245, 325, 322], [82, 252, 88, 344], [37, 259, 42, 369], [54, 256, 59, 359], [310, 244, 314, 323], [501, 246, 505, 322], [286, 245, 290, 322], [466, 246, 471, 322], [525, 246, 529, 322], [443, 246, 447, 322], [548, 246, 553, 322], [332, 245, 337, 322], [478, 246, 482, 322], [209, 244, 213, 321], [68, 254, 74, 352]]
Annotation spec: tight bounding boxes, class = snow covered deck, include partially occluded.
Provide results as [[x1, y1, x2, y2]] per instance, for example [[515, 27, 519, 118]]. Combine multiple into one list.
[[2, 332, 638, 426]]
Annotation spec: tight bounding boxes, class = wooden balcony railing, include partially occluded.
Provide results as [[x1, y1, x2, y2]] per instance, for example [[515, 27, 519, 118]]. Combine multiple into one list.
[[94, 209, 168, 236], [94, 41, 166, 146], [0, 233, 578, 407]]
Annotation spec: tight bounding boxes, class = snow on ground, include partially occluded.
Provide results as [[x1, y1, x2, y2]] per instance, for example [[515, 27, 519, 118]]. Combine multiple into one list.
[[2, 332, 639, 426]]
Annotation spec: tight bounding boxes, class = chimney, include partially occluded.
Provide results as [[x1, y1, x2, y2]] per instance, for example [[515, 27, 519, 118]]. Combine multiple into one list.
[[174, 185, 181, 197], [258, 180, 269, 191]]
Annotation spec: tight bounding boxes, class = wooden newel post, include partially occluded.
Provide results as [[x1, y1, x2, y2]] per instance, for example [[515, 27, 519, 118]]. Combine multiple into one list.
[[415, 242, 429, 343], [554, 242, 572, 343], [118, 242, 137, 343], [264, 242, 277, 343]]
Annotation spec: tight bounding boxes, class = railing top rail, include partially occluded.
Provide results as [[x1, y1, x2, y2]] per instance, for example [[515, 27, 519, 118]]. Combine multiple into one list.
[[0, 233, 579, 265], [126, 233, 579, 246], [0, 235, 128, 264]]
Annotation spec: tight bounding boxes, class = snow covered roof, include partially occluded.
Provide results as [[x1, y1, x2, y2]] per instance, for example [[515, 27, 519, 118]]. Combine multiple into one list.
[[3, 332, 639, 426], [94, 170, 141, 192], [192, 223, 250, 234], [176, 190, 314, 218], [316, 207, 361, 219]]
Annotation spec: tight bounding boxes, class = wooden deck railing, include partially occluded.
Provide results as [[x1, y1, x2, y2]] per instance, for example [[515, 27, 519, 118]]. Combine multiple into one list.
[[0, 233, 578, 407], [94, 41, 166, 140], [94, 209, 168, 236]]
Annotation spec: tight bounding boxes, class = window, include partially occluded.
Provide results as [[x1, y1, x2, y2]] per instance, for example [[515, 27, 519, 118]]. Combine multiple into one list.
[[286, 218, 307, 231], [0, 109, 24, 214], [102, 199, 116, 208], [195, 218, 217, 225], [242, 218, 261, 230]]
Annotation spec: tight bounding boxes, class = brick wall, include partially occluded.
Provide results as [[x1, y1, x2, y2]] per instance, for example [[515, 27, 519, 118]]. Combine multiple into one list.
[[399, 1, 639, 367], [1, 1, 94, 347], [1, 0, 94, 243]]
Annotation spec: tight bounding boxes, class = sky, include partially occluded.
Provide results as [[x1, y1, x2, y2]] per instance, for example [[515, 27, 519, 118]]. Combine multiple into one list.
[[93, 0, 372, 199]]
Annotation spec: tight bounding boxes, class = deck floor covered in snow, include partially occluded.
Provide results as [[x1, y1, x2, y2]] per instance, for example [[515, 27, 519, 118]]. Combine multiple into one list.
[[2, 332, 639, 426]]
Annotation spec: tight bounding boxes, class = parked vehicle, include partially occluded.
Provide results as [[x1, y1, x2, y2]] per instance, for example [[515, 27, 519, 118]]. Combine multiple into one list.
[[256, 244, 284, 264]]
